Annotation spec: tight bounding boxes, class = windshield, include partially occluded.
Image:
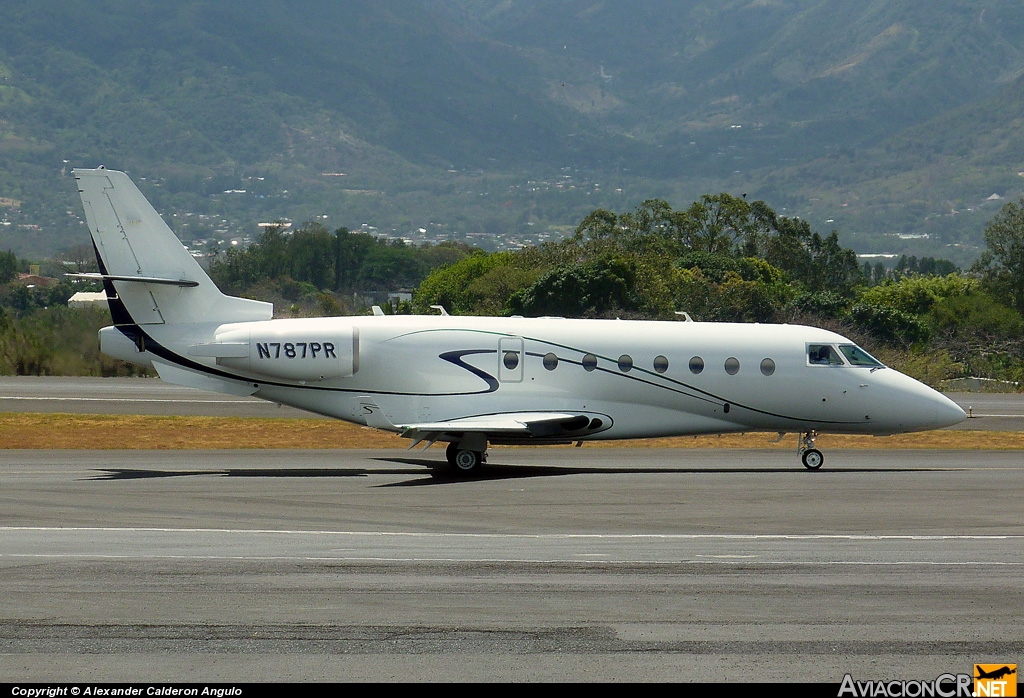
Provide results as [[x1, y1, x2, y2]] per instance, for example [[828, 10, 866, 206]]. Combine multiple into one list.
[[808, 344, 845, 366], [839, 344, 884, 367]]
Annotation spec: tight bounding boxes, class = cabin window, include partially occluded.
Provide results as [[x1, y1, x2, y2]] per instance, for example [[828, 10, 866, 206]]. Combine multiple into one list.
[[618, 354, 633, 372], [839, 344, 884, 367], [582, 353, 598, 372], [689, 356, 704, 374], [724, 357, 740, 375], [760, 358, 776, 376], [808, 344, 844, 366], [503, 351, 520, 370], [543, 352, 558, 371], [653, 355, 669, 373]]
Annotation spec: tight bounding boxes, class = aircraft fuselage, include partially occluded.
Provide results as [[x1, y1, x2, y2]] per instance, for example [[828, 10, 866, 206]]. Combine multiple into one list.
[[129, 314, 965, 441]]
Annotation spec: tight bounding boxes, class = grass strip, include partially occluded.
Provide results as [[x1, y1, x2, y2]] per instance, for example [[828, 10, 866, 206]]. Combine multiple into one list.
[[1, 413, 1021, 450]]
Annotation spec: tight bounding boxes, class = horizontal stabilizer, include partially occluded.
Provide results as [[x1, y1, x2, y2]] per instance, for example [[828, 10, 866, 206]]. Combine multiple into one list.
[[66, 272, 199, 287]]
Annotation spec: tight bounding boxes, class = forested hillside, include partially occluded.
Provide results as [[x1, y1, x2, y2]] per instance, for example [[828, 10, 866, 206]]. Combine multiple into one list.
[[1, 1, 1024, 263]]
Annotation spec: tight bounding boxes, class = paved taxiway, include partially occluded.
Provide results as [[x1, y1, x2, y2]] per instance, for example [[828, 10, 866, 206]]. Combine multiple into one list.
[[2, 446, 1022, 682], [0, 376, 319, 418]]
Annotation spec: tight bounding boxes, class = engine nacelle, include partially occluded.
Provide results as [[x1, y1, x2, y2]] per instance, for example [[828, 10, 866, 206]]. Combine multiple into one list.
[[188, 319, 358, 381], [99, 325, 154, 369]]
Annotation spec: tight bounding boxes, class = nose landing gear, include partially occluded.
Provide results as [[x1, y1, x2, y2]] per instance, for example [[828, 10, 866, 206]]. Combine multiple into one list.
[[798, 430, 823, 469]]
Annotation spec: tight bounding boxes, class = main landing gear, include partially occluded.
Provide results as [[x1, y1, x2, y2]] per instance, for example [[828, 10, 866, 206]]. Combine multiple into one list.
[[798, 430, 824, 470], [445, 440, 488, 476]]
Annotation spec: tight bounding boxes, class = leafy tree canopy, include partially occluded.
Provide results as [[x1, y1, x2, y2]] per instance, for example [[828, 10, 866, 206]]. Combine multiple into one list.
[[972, 197, 1024, 312], [211, 224, 472, 301]]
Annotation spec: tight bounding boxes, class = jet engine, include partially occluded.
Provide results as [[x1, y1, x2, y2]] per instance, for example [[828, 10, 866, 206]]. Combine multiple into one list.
[[188, 319, 358, 381]]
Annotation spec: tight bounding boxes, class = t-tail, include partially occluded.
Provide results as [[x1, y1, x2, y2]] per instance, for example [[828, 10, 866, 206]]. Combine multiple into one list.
[[73, 167, 274, 391], [73, 167, 272, 327]]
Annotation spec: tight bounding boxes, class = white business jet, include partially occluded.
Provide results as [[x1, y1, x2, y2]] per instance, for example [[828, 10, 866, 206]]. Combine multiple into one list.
[[71, 167, 966, 474]]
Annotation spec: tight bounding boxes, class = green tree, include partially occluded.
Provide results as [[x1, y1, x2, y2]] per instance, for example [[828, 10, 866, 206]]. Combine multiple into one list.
[[508, 256, 641, 318], [287, 223, 334, 289], [764, 217, 862, 295], [972, 197, 1024, 312], [678, 194, 774, 255], [848, 303, 930, 348], [858, 273, 975, 316], [333, 228, 377, 291], [929, 290, 1024, 354], [671, 259, 794, 323], [414, 251, 531, 315], [0, 251, 18, 284]]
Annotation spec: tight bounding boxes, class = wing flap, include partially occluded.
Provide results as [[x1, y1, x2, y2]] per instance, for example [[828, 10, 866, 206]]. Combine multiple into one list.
[[398, 412, 598, 438]]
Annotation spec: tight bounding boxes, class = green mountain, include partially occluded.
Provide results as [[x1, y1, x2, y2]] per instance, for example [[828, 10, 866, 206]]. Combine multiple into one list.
[[1, 1, 1022, 264]]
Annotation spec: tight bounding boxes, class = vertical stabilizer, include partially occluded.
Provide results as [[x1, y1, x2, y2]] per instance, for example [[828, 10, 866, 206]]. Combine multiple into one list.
[[73, 167, 272, 325]]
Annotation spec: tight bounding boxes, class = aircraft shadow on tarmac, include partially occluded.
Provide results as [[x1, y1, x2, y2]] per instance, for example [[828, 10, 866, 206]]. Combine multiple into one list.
[[88, 457, 956, 486], [373, 457, 956, 486], [90, 468, 381, 481]]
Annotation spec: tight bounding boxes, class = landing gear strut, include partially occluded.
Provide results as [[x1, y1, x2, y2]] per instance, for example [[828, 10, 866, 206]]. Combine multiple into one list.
[[445, 441, 487, 476], [799, 430, 823, 470]]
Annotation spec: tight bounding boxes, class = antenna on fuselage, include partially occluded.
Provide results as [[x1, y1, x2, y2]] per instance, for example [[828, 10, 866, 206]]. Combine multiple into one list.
[[674, 311, 694, 322], [430, 305, 449, 316]]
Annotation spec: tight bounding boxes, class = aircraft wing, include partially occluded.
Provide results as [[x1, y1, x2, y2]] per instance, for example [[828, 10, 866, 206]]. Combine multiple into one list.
[[397, 412, 595, 440]]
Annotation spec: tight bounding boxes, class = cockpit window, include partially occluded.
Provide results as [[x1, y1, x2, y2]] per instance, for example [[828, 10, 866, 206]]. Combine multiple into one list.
[[808, 344, 844, 366], [839, 344, 884, 367]]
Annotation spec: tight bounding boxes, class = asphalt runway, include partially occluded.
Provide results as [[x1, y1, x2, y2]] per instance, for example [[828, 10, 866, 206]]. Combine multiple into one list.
[[2, 376, 1023, 429], [1, 447, 1022, 682], [0, 376, 318, 418]]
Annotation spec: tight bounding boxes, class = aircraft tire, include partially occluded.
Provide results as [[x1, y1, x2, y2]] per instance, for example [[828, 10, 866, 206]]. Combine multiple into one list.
[[452, 449, 484, 475], [445, 442, 459, 466], [802, 448, 824, 470]]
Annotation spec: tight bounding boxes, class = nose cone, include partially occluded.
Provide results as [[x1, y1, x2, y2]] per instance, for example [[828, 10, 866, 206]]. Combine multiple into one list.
[[872, 369, 966, 432], [930, 391, 968, 429], [864, 370, 966, 429]]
